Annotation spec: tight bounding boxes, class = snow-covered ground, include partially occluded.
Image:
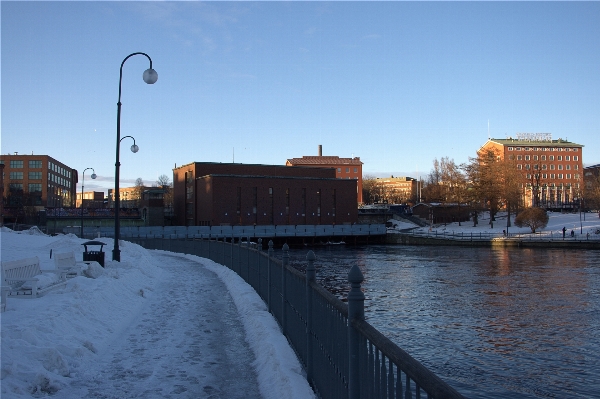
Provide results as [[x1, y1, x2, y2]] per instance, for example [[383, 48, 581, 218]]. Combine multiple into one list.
[[0, 228, 315, 399], [388, 210, 600, 238]]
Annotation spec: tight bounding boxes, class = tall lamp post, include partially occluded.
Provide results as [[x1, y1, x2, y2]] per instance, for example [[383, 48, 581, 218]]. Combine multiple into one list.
[[81, 168, 96, 238], [113, 52, 157, 261]]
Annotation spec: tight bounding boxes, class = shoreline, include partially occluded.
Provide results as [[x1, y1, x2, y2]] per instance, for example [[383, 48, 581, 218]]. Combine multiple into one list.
[[386, 232, 600, 249]]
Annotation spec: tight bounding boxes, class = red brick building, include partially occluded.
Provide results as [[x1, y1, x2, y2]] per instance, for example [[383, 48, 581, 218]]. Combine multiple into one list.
[[480, 135, 584, 209], [173, 162, 358, 226], [286, 145, 364, 204], [1, 154, 78, 208]]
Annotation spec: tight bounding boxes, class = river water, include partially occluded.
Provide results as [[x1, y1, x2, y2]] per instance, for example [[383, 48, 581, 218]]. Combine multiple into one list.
[[288, 245, 600, 399]]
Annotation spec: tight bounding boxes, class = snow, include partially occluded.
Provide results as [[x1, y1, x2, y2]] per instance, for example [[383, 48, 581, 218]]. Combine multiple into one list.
[[3, 212, 598, 397], [1, 228, 315, 399], [388, 210, 600, 237]]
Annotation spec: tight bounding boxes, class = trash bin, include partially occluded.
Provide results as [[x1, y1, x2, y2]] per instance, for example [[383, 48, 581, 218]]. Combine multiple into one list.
[[82, 240, 105, 267]]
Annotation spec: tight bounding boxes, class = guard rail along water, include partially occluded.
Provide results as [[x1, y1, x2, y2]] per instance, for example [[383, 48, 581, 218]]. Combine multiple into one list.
[[130, 235, 464, 399], [63, 223, 387, 239]]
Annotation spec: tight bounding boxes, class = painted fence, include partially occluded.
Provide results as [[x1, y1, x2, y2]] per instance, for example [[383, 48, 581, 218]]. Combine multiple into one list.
[[129, 236, 464, 399]]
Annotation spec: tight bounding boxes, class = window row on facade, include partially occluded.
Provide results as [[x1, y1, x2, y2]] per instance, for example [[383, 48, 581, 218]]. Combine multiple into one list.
[[524, 173, 580, 181], [511, 154, 579, 161], [517, 164, 579, 171], [507, 147, 579, 152]]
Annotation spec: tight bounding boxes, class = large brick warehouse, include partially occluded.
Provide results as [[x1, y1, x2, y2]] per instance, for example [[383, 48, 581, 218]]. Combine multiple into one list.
[[173, 162, 358, 226]]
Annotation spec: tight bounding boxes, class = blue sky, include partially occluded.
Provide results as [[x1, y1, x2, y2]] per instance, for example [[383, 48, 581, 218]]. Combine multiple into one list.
[[2, 1, 599, 193]]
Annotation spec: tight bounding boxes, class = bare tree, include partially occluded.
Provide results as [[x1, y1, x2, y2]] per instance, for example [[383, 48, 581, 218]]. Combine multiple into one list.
[[422, 159, 444, 202], [584, 169, 600, 213], [155, 174, 173, 209], [156, 174, 171, 188], [440, 157, 468, 225], [134, 178, 145, 207], [465, 148, 504, 225], [362, 175, 377, 204]]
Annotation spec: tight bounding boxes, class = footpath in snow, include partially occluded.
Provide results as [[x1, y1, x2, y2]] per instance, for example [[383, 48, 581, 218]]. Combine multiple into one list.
[[0, 228, 315, 399]]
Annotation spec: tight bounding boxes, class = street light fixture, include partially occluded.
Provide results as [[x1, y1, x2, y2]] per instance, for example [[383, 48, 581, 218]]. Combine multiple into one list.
[[81, 168, 96, 239], [113, 52, 157, 262]]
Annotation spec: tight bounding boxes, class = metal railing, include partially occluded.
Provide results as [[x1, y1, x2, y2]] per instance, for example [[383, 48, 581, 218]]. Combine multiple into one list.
[[130, 236, 464, 399], [63, 223, 387, 238]]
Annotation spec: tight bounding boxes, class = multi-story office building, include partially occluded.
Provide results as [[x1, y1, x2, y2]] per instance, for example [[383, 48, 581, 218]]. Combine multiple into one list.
[[1, 154, 78, 208], [286, 145, 364, 204], [372, 176, 419, 204], [173, 162, 358, 226], [479, 134, 584, 208], [107, 187, 146, 209], [76, 191, 106, 208]]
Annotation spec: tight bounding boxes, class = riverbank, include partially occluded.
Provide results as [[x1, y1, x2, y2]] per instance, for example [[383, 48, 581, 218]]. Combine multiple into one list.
[[386, 232, 600, 249], [386, 211, 600, 249]]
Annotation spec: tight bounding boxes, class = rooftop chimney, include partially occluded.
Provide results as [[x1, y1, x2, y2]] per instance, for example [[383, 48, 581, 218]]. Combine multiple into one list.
[[318, 145, 322, 156]]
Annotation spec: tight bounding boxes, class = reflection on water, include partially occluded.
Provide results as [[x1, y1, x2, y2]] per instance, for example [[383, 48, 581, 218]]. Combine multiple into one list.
[[289, 245, 600, 399]]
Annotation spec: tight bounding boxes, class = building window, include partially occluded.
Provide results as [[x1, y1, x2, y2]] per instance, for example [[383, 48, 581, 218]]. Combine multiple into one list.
[[534, 155, 538, 161], [574, 156, 578, 161], [550, 165, 555, 170], [566, 156, 570, 161], [575, 165, 579, 170], [542, 164, 547, 170], [566, 165, 571, 170], [346, 168, 350, 173], [558, 156, 563, 161], [29, 171, 42, 179], [28, 183, 42, 192], [10, 160, 23, 168], [558, 165, 563, 170], [508, 147, 514, 151], [551, 174, 556, 179], [542, 174, 547, 179], [525, 164, 530, 170], [541, 155, 546, 161], [549, 156, 554, 161], [354, 168, 357, 173], [525, 155, 530, 161], [29, 160, 42, 168], [9, 183, 23, 191], [517, 164, 522, 170], [517, 155, 522, 160], [337, 168, 341, 173], [301, 188, 306, 217], [558, 174, 563, 179], [566, 174, 571, 179]]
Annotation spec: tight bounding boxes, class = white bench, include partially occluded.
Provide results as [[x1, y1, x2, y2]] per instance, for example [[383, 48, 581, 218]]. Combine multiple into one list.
[[54, 251, 87, 279], [1, 256, 67, 301]]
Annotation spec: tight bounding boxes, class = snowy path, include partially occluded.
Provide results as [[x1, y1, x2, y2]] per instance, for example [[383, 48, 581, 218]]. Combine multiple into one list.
[[59, 252, 261, 399]]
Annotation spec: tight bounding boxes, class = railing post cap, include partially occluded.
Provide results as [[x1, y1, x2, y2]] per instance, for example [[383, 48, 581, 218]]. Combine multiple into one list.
[[283, 243, 289, 251], [348, 264, 364, 284], [306, 250, 316, 261], [258, 238, 262, 243]]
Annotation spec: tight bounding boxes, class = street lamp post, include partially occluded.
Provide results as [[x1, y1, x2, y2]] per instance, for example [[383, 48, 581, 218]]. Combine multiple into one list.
[[81, 168, 96, 239], [113, 52, 157, 262]]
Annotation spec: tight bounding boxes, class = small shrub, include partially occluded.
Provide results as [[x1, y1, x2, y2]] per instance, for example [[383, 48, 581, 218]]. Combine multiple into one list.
[[514, 207, 549, 233]]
